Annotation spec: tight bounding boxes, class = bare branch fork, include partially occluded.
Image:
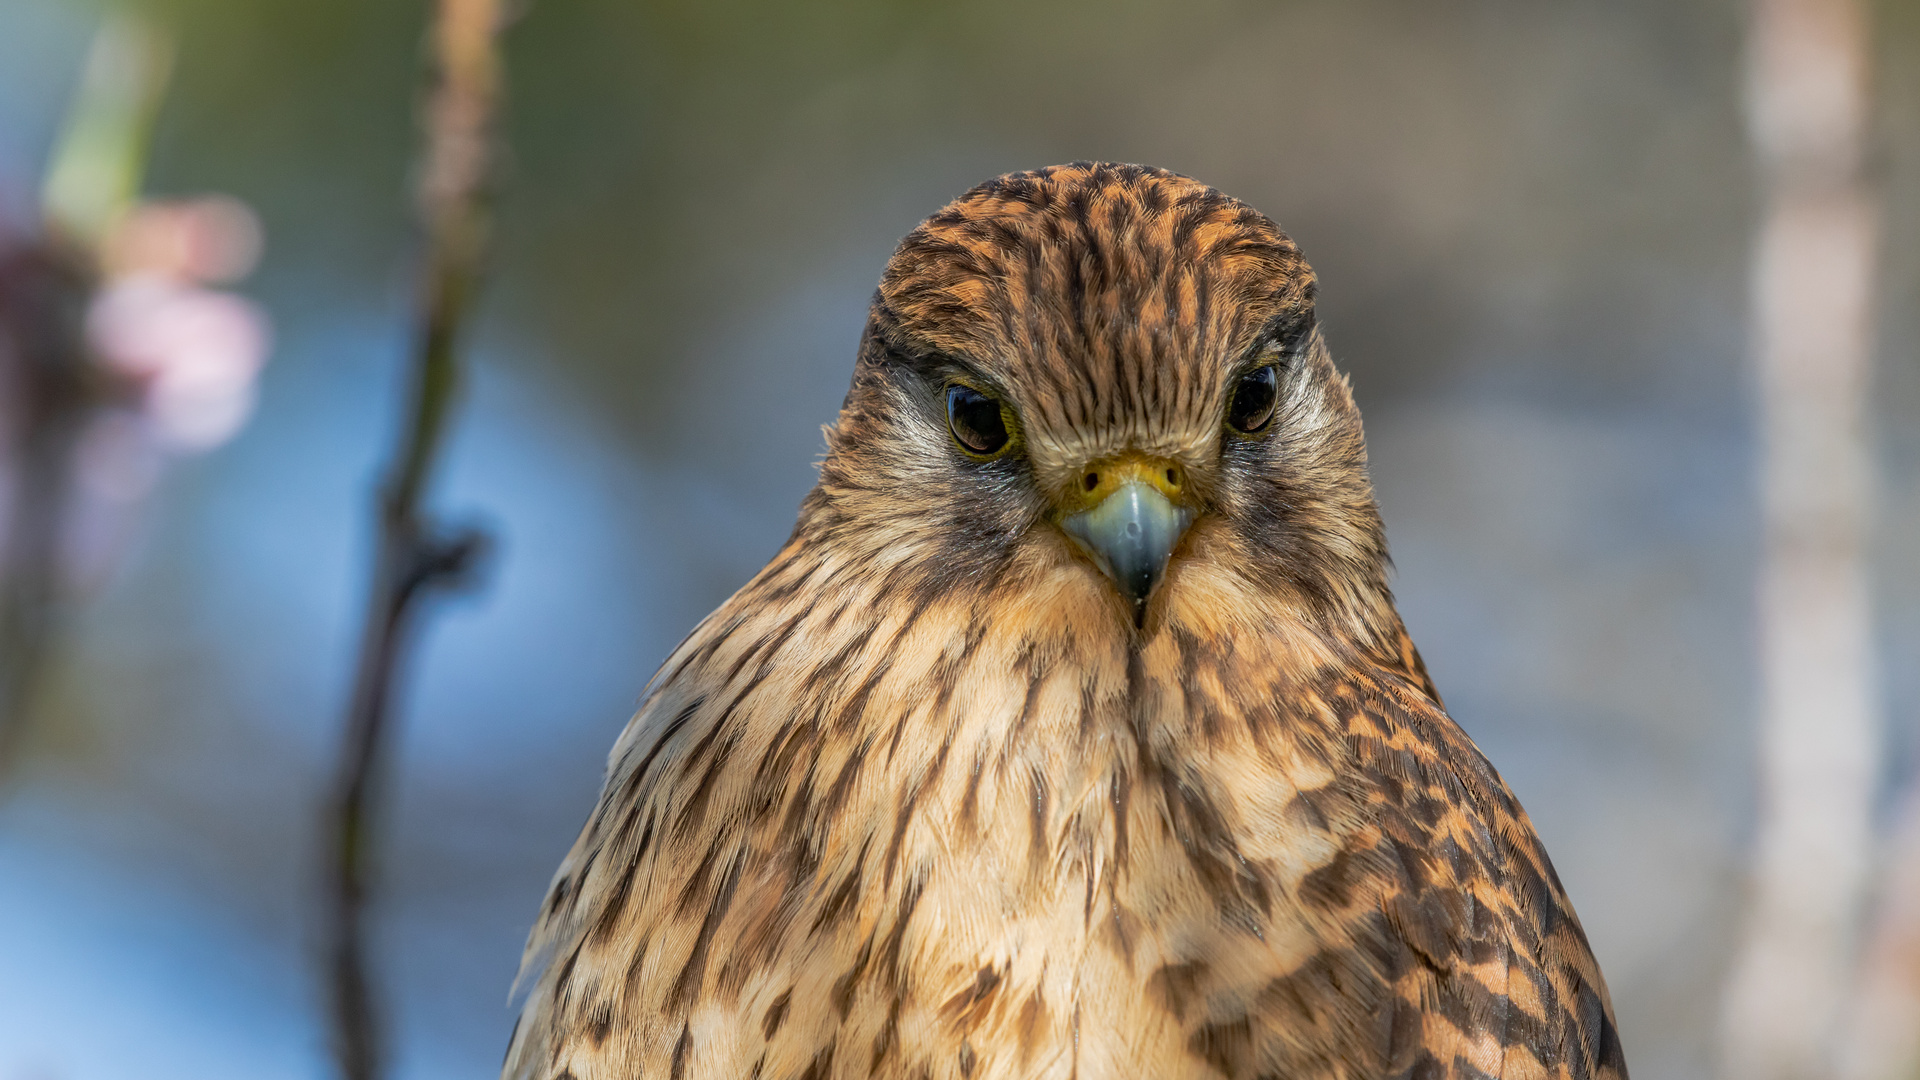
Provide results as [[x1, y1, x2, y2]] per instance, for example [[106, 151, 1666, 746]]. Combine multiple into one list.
[[323, 1, 508, 1077]]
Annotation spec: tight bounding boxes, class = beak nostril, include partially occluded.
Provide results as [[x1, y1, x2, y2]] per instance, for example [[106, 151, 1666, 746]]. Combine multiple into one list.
[[1083, 472, 1099, 492], [1165, 467, 1179, 487]]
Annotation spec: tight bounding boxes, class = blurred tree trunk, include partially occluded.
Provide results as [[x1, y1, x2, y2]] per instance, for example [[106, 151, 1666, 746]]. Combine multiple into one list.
[[1719, 1, 1882, 1078]]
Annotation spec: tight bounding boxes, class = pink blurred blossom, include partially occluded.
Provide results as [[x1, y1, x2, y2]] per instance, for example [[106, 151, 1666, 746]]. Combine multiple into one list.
[[87, 274, 268, 450], [55, 195, 273, 589], [86, 195, 270, 454]]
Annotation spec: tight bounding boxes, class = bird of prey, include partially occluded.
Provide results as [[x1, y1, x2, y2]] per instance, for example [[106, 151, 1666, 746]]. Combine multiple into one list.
[[505, 163, 1626, 1080]]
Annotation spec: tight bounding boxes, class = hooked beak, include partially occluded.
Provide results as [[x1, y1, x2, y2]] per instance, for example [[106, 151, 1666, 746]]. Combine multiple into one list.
[[1059, 457, 1195, 622]]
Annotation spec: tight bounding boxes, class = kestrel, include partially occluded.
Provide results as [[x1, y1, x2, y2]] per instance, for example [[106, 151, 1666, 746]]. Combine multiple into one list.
[[505, 163, 1627, 1080]]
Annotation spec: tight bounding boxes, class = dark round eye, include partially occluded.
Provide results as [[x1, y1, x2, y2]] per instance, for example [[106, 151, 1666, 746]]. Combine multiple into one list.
[[1226, 365, 1279, 434], [946, 384, 1010, 456]]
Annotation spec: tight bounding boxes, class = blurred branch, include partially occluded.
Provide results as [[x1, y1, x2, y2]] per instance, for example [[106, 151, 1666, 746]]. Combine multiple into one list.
[[321, 1, 507, 1077], [0, 245, 92, 776], [41, 14, 173, 251], [0, 13, 171, 779], [1719, 0, 1882, 1078]]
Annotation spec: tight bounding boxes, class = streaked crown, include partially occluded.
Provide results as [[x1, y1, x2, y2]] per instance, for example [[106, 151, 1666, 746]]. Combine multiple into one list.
[[869, 162, 1316, 487]]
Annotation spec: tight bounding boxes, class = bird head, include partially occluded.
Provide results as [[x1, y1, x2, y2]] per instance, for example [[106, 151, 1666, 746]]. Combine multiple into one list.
[[812, 163, 1393, 641]]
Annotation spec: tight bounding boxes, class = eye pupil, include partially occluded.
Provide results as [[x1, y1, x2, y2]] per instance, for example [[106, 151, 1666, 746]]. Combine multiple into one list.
[[1227, 365, 1279, 433], [947, 385, 1010, 455]]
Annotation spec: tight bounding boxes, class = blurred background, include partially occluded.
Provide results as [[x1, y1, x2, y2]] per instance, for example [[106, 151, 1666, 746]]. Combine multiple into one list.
[[0, 0, 1915, 1078]]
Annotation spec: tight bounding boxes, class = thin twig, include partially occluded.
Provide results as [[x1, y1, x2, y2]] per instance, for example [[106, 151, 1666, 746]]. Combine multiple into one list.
[[322, 1, 506, 1077]]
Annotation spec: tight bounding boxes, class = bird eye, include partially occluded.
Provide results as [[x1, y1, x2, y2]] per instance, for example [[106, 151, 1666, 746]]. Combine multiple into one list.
[[946, 384, 1010, 457], [1226, 365, 1279, 434]]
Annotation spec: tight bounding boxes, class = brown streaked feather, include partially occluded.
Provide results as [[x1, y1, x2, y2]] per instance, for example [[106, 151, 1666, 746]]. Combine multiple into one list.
[[505, 163, 1624, 1080]]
